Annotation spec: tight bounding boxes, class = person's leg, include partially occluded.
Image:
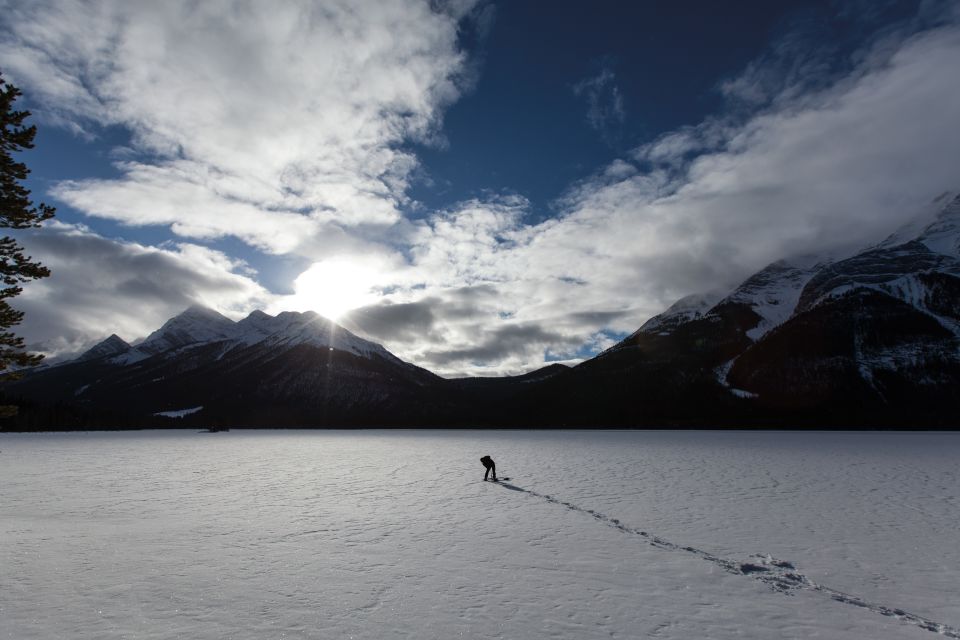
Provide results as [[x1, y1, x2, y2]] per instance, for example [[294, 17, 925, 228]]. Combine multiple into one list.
[[491, 464, 497, 481], [484, 466, 490, 481]]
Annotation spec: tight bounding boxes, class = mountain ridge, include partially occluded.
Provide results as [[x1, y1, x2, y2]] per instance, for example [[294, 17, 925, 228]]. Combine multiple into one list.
[[6, 194, 960, 429], [78, 307, 400, 368]]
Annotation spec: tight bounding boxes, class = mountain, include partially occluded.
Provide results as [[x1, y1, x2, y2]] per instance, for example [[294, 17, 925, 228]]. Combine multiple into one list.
[[76, 334, 131, 362], [5, 194, 960, 429], [501, 194, 960, 427], [723, 195, 960, 420], [137, 305, 237, 355], [7, 308, 449, 427], [633, 291, 722, 337], [874, 190, 959, 256]]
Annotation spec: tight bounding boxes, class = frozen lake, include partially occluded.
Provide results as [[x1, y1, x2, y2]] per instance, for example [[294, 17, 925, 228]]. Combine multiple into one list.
[[2, 429, 959, 639]]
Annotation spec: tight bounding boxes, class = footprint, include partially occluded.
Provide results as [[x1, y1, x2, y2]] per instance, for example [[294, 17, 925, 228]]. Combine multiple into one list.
[[510, 485, 960, 638]]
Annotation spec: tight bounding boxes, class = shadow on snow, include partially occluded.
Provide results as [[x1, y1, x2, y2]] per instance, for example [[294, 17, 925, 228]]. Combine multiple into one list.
[[494, 481, 960, 638]]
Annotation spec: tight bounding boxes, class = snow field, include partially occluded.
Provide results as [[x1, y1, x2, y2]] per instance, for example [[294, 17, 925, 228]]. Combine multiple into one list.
[[1, 430, 958, 639]]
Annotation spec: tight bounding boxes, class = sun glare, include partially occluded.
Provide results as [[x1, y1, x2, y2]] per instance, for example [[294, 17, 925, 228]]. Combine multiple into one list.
[[288, 259, 383, 320]]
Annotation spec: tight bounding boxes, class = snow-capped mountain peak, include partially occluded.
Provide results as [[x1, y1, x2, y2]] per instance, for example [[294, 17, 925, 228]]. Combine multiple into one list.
[[137, 305, 236, 355], [915, 193, 960, 257], [795, 194, 960, 323], [240, 310, 395, 360], [79, 307, 401, 366], [877, 191, 960, 255], [638, 291, 723, 336], [76, 334, 131, 362], [55, 305, 409, 370]]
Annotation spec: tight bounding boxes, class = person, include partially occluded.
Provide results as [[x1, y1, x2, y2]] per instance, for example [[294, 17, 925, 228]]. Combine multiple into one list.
[[480, 455, 497, 481]]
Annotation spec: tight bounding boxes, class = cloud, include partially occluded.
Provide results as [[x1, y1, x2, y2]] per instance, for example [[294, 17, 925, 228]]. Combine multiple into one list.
[[275, 251, 407, 320], [1, 0, 479, 253], [421, 323, 570, 368], [560, 22, 960, 296], [717, 14, 840, 109], [347, 19, 960, 376], [13, 222, 272, 359], [573, 66, 625, 142], [7, 3, 960, 378], [343, 299, 438, 343]]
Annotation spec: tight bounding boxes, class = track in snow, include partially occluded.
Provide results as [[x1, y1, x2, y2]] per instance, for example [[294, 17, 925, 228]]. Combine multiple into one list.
[[498, 482, 960, 639]]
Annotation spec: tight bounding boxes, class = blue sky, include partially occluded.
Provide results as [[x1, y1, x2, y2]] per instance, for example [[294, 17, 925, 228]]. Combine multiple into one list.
[[412, 1, 928, 212], [4, 0, 960, 375]]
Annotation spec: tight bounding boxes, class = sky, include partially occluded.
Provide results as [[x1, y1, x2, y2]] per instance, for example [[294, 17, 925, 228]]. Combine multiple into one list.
[[3, 0, 960, 376]]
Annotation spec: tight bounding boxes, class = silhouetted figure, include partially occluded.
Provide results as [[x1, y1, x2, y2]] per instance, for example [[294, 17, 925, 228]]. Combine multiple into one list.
[[480, 455, 497, 481]]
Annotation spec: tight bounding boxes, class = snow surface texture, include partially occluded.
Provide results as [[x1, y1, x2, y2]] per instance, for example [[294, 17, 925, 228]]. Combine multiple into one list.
[[2, 430, 959, 639]]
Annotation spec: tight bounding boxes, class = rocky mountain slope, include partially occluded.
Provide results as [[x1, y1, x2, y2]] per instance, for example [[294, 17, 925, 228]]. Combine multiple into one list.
[[723, 194, 960, 420], [515, 193, 960, 426], [5, 194, 959, 429], [8, 308, 448, 427]]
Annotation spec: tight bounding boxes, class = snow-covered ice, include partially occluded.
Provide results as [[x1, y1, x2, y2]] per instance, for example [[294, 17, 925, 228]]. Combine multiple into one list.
[[1, 429, 959, 639]]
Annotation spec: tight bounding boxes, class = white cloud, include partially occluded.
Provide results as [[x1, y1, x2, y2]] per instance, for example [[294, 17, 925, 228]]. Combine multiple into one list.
[[573, 66, 625, 142], [348, 21, 960, 376], [1, 0, 478, 253], [276, 252, 405, 320], [7, 5, 960, 377], [13, 222, 272, 359]]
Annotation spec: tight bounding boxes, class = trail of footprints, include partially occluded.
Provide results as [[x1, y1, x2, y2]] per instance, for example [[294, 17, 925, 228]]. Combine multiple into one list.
[[504, 483, 960, 638]]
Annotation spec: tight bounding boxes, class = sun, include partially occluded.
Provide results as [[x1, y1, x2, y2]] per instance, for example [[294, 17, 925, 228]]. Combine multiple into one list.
[[289, 258, 383, 320]]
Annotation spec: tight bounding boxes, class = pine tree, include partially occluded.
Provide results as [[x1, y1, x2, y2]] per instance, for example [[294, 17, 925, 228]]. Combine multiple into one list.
[[0, 73, 55, 416]]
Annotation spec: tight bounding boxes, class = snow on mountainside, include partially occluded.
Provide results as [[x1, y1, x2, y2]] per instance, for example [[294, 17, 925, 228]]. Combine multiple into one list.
[[76, 334, 131, 362], [16, 305, 443, 427], [589, 192, 960, 411], [233, 310, 397, 360], [232, 309, 277, 343], [795, 194, 960, 336], [18, 193, 959, 428], [918, 193, 960, 257], [70, 306, 400, 367], [797, 242, 960, 332], [876, 191, 959, 255], [629, 259, 826, 346], [638, 193, 960, 347], [637, 291, 723, 336], [722, 194, 960, 407], [716, 259, 823, 341], [137, 305, 237, 355]]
